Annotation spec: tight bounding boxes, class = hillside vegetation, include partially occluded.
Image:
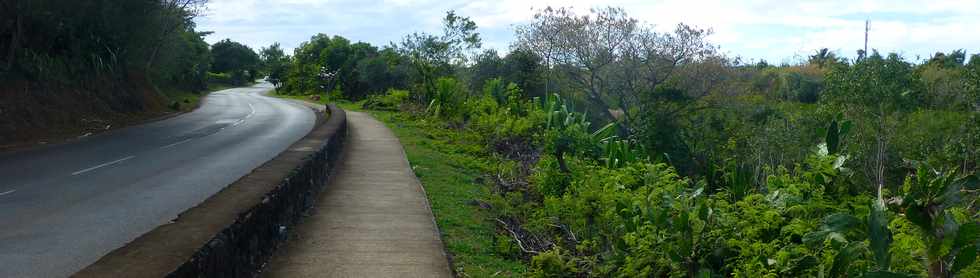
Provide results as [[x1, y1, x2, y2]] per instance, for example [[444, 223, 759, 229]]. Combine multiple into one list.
[[0, 0, 262, 148], [274, 7, 979, 278]]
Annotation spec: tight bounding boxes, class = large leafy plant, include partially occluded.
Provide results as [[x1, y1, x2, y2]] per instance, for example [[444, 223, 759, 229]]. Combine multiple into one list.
[[803, 200, 907, 277], [896, 164, 979, 277], [426, 77, 467, 118], [540, 93, 646, 170]]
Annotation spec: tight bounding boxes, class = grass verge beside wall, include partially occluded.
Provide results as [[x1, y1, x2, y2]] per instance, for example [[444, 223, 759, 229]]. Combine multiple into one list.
[[367, 110, 526, 277]]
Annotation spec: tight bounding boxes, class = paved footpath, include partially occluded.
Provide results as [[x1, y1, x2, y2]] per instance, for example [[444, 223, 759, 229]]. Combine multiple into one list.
[[263, 111, 453, 278]]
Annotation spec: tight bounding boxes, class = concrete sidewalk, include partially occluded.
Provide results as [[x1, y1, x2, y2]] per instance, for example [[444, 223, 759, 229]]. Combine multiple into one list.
[[263, 111, 453, 278]]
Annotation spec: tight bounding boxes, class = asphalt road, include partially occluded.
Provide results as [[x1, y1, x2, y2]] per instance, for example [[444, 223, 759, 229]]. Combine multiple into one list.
[[0, 82, 316, 278]]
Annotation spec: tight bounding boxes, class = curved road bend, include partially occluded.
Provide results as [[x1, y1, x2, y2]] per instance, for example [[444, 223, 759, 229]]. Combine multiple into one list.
[[0, 82, 316, 278]]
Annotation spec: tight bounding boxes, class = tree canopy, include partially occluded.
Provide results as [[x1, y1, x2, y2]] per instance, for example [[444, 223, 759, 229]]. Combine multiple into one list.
[[260, 43, 288, 88], [211, 39, 260, 84]]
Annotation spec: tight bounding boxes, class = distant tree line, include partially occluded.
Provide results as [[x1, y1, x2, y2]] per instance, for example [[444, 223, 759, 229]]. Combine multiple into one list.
[[210, 39, 260, 86], [273, 34, 410, 99], [272, 12, 546, 103]]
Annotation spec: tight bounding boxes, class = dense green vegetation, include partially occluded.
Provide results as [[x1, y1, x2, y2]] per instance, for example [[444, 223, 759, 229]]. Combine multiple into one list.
[[293, 7, 980, 278], [0, 0, 213, 90], [275, 33, 410, 99], [211, 39, 261, 86], [0, 0, 269, 145]]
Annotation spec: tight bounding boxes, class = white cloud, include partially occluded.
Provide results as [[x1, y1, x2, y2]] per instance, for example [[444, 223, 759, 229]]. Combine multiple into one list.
[[195, 0, 980, 62]]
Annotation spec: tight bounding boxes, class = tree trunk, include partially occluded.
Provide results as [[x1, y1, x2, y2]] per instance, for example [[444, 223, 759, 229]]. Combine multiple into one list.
[[6, 13, 22, 71], [144, 43, 161, 74], [927, 260, 944, 278], [587, 72, 621, 126], [687, 260, 698, 278], [555, 146, 570, 174]]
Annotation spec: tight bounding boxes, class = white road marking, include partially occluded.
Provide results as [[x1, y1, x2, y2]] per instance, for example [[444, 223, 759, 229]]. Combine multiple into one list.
[[0, 190, 15, 196], [160, 138, 192, 149], [216, 103, 254, 128], [229, 103, 254, 127], [71, 155, 136, 176]]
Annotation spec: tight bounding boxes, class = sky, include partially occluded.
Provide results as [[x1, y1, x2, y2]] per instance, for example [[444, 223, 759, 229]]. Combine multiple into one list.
[[195, 0, 980, 64]]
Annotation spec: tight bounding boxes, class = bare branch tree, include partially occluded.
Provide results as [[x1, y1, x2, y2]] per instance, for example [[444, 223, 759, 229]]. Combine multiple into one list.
[[516, 7, 719, 133]]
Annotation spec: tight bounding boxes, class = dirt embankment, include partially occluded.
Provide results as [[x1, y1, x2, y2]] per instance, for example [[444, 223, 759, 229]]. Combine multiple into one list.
[[0, 73, 172, 151]]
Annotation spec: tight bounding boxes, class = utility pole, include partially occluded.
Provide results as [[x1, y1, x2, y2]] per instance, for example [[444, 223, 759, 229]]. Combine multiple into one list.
[[863, 20, 870, 59]]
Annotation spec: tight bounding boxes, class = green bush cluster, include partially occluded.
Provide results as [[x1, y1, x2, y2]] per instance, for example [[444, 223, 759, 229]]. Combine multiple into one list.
[[493, 112, 976, 277], [362, 89, 410, 111], [206, 72, 235, 85], [2, 0, 218, 96], [353, 76, 978, 277], [210, 39, 260, 86], [278, 34, 410, 99]]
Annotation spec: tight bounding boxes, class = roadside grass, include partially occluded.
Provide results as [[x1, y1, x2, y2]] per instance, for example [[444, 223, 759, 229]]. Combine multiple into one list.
[[160, 82, 239, 112], [160, 89, 202, 112], [206, 82, 236, 93], [366, 110, 527, 277]]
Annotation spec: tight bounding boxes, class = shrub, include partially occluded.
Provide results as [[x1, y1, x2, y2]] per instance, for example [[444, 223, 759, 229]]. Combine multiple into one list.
[[362, 88, 410, 111], [468, 97, 541, 145], [207, 72, 235, 85], [426, 77, 467, 119], [528, 248, 579, 277]]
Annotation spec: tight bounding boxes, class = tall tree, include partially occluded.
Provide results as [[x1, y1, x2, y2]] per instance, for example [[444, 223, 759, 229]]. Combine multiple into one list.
[[398, 10, 481, 101], [808, 48, 843, 68], [824, 51, 915, 192], [211, 39, 260, 85], [469, 49, 503, 92], [516, 7, 638, 123], [516, 7, 718, 132], [501, 48, 546, 98], [144, 0, 208, 73], [260, 42, 288, 88]]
